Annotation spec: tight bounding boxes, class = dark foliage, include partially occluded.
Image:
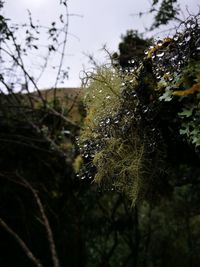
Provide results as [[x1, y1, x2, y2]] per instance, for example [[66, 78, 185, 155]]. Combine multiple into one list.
[[112, 30, 151, 69], [79, 15, 200, 266], [0, 1, 200, 267]]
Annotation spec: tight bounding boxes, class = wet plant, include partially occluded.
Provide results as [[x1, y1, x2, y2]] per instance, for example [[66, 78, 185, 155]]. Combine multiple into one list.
[[79, 14, 200, 205]]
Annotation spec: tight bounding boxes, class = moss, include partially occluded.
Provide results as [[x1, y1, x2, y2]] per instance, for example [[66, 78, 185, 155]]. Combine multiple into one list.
[[73, 154, 84, 173], [93, 136, 145, 204], [146, 37, 173, 59], [81, 66, 137, 140], [80, 67, 121, 140], [79, 17, 200, 204]]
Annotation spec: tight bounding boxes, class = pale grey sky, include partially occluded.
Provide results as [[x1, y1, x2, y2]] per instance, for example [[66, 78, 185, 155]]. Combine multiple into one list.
[[3, 0, 199, 89]]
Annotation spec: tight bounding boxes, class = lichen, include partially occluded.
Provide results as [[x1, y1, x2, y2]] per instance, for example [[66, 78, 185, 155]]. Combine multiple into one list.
[[79, 15, 200, 204]]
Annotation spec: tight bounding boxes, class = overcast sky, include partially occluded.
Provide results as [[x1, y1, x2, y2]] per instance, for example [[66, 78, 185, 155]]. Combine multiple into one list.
[[3, 0, 199, 89]]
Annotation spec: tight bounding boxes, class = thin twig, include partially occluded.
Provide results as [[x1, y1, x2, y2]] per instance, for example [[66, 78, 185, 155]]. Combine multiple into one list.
[[1, 46, 46, 106], [19, 178, 60, 267], [0, 217, 44, 267], [54, 2, 69, 104]]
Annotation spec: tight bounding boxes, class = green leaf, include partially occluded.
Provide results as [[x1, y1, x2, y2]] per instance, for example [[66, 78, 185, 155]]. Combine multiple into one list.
[[159, 89, 173, 101], [180, 128, 189, 136], [178, 108, 193, 118]]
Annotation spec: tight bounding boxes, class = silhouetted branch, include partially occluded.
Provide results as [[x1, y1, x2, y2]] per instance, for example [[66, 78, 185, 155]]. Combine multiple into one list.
[[0, 217, 44, 267], [18, 177, 60, 267], [54, 1, 69, 104]]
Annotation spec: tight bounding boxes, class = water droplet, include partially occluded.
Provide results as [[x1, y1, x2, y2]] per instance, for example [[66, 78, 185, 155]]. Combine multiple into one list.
[[186, 20, 195, 29], [184, 32, 191, 42], [143, 108, 149, 113], [174, 34, 179, 41], [131, 91, 137, 98], [130, 68, 135, 73], [195, 38, 200, 51], [157, 40, 163, 47], [105, 118, 111, 124], [156, 51, 164, 58]]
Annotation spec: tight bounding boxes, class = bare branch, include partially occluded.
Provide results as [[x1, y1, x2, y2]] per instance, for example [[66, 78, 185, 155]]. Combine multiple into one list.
[[54, 1, 69, 104], [18, 177, 60, 267], [0, 217, 44, 267]]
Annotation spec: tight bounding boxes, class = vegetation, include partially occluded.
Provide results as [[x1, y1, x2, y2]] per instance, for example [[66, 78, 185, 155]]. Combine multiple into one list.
[[136, 0, 181, 30], [112, 30, 151, 69], [0, 0, 200, 266], [79, 14, 200, 266], [80, 15, 200, 202]]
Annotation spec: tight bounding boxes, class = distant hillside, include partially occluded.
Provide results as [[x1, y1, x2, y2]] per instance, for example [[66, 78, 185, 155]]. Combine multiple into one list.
[[31, 87, 84, 123], [48, 87, 84, 123], [0, 87, 85, 124], [38, 87, 83, 102]]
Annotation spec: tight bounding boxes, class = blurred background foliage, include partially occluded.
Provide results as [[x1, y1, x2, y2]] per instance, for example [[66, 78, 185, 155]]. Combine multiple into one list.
[[0, 1, 200, 267]]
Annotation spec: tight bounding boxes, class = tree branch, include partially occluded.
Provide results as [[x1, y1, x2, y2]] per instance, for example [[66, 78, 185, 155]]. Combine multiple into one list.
[[19, 177, 60, 267], [0, 217, 44, 267]]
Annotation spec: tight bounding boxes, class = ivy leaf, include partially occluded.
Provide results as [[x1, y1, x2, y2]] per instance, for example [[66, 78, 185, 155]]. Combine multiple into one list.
[[159, 89, 173, 101], [178, 108, 193, 118], [191, 136, 200, 146], [180, 127, 189, 136]]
